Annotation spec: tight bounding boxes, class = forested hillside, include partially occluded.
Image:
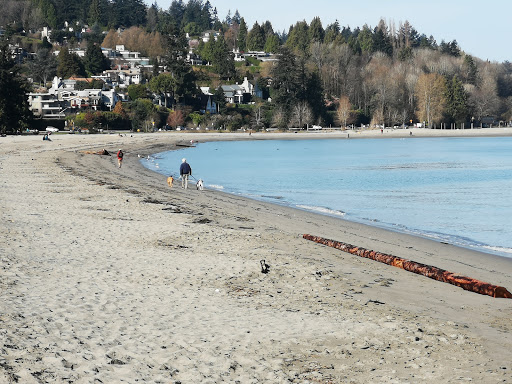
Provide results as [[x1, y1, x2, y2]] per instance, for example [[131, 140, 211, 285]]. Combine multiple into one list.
[[1, 0, 512, 132]]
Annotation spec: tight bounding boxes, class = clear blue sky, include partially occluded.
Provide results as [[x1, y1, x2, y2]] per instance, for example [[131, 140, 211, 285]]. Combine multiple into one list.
[[150, 0, 510, 63]]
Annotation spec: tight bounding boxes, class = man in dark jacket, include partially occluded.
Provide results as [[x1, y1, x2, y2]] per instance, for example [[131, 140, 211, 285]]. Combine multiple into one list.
[[179, 158, 192, 189]]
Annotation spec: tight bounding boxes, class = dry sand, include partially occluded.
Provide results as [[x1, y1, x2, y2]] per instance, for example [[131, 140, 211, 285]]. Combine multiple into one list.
[[1, 128, 511, 383]]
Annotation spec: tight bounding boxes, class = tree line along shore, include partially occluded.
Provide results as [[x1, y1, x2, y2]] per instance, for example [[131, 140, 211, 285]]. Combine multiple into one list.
[[1, 0, 512, 135]]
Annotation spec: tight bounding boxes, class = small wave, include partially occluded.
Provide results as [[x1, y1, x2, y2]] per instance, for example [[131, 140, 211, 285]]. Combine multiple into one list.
[[262, 195, 284, 200], [481, 245, 512, 255], [208, 184, 224, 190], [386, 226, 512, 259], [297, 205, 346, 217]]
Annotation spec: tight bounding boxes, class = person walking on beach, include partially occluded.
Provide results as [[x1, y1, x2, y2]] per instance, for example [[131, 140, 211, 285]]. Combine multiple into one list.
[[180, 158, 192, 189], [117, 149, 124, 168]]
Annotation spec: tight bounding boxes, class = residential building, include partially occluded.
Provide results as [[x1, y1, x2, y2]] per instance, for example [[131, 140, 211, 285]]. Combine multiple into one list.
[[199, 88, 217, 114], [27, 76, 120, 119], [201, 31, 220, 43], [200, 77, 261, 106]]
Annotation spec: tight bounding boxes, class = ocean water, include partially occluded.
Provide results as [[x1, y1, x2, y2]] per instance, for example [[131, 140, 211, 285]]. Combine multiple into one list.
[[141, 137, 512, 259]]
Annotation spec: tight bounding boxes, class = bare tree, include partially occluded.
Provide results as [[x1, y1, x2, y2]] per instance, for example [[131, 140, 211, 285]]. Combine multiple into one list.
[[271, 107, 287, 128], [310, 41, 326, 72], [415, 73, 447, 127], [290, 101, 313, 129], [337, 95, 351, 128], [364, 52, 393, 127], [1, 1, 28, 27], [252, 103, 265, 129], [467, 62, 500, 120]]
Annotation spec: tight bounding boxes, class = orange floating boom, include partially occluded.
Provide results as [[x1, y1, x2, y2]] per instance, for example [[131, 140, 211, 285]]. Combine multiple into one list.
[[303, 234, 512, 299]]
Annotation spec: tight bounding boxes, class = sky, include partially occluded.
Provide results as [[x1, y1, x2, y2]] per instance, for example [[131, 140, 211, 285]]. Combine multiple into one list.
[[150, 0, 511, 63]]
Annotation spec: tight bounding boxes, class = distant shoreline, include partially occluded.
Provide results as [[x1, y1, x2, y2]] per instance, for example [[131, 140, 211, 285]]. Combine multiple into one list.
[[150, 126, 512, 140]]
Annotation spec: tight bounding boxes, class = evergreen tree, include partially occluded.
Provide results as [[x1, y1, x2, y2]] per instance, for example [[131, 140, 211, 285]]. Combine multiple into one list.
[[270, 46, 300, 115], [182, 0, 203, 28], [161, 23, 197, 104], [439, 39, 461, 57], [35, 0, 57, 29], [88, 0, 101, 26], [149, 73, 176, 107], [41, 36, 52, 50], [130, 98, 155, 131], [112, 0, 147, 28], [324, 21, 340, 45], [127, 83, 148, 100], [197, 39, 214, 63], [347, 35, 361, 54], [168, 0, 185, 26], [462, 54, 478, 85], [418, 34, 437, 49], [201, 0, 214, 30], [57, 47, 86, 78], [51, 0, 80, 27], [305, 69, 325, 121], [28, 47, 57, 86], [271, 46, 324, 123], [309, 17, 325, 44], [246, 22, 266, 51], [238, 18, 248, 51], [445, 75, 468, 125], [373, 27, 393, 56], [213, 86, 227, 113], [84, 42, 111, 75], [264, 34, 280, 53], [212, 7, 222, 30], [83, 22, 104, 45], [0, 39, 32, 134], [285, 21, 310, 56], [146, 2, 159, 32], [357, 26, 374, 53], [224, 10, 232, 25], [211, 35, 235, 79], [262, 21, 274, 37], [232, 9, 241, 25]]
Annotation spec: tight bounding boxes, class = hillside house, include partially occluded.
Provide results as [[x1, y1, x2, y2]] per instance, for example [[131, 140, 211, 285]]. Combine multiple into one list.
[[199, 87, 218, 114], [27, 76, 120, 119], [201, 30, 220, 43], [201, 77, 262, 106]]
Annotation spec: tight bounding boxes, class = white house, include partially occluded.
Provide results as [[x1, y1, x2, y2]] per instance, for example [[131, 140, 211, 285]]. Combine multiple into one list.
[[201, 30, 220, 43], [27, 76, 120, 119], [232, 48, 245, 62], [27, 92, 67, 119]]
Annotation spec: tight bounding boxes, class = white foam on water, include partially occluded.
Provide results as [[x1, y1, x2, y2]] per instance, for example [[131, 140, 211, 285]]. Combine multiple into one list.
[[297, 205, 346, 217]]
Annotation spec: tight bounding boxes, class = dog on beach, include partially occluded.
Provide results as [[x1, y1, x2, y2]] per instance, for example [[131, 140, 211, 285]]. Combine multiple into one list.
[[167, 176, 174, 188], [196, 179, 204, 191]]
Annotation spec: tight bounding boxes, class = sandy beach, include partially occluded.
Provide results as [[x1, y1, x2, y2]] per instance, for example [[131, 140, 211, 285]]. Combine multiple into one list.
[[1, 128, 511, 383]]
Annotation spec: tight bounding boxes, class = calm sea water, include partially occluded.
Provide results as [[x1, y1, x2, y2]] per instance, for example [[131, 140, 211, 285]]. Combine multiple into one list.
[[142, 137, 512, 258]]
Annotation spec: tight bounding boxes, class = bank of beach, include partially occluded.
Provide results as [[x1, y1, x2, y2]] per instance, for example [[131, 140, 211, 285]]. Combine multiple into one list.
[[1, 128, 511, 383]]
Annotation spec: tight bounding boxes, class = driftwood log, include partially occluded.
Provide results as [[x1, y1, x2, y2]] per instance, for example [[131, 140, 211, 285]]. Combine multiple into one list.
[[303, 234, 512, 299], [81, 149, 111, 156]]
